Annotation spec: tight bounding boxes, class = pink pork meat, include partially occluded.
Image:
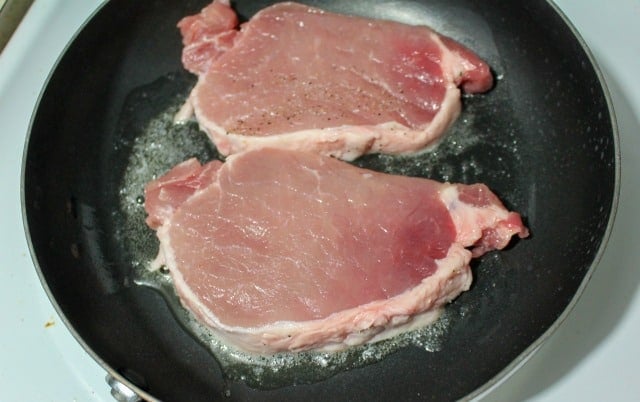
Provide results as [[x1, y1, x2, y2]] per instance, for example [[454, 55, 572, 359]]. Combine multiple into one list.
[[177, 1, 493, 161], [145, 148, 528, 354]]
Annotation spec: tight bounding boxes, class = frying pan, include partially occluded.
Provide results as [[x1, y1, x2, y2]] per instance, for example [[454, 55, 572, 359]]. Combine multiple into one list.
[[22, 0, 618, 400]]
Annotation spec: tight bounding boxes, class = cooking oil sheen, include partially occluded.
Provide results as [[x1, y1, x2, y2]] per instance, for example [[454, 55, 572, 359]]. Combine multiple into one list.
[[112, 72, 519, 388]]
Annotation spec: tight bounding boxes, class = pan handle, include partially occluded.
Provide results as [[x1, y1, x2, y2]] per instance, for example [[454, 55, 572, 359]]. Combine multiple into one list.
[[106, 374, 142, 402]]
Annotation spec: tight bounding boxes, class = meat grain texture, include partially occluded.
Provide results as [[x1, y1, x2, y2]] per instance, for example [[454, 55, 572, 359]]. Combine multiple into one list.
[[145, 149, 528, 354], [178, 0, 493, 160]]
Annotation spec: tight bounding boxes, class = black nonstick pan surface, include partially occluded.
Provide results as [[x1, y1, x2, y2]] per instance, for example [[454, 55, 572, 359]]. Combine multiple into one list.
[[22, 0, 618, 401]]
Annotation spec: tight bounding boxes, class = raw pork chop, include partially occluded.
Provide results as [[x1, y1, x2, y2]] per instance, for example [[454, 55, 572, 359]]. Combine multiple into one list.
[[177, 1, 493, 160], [145, 149, 528, 354]]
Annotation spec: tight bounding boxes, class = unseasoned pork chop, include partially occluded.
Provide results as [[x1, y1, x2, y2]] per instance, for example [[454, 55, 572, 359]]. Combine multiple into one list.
[[178, 1, 494, 160], [144, 149, 528, 354]]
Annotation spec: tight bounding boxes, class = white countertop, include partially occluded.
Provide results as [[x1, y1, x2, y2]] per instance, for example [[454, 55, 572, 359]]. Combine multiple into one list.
[[0, 1, 638, 400]]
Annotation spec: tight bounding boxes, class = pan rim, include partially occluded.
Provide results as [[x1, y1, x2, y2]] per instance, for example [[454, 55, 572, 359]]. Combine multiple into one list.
[[18, 1, 159, 400], [465, 0, 621, 399], [19, 1, 621, 401]]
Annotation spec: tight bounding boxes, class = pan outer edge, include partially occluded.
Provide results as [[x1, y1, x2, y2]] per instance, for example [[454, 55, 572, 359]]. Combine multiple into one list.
[[18, 1, 160, 401], [466, 0, 621, 399]]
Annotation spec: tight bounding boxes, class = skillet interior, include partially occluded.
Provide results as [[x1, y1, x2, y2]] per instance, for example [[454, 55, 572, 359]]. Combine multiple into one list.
[[23, 0, 617, 400]]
